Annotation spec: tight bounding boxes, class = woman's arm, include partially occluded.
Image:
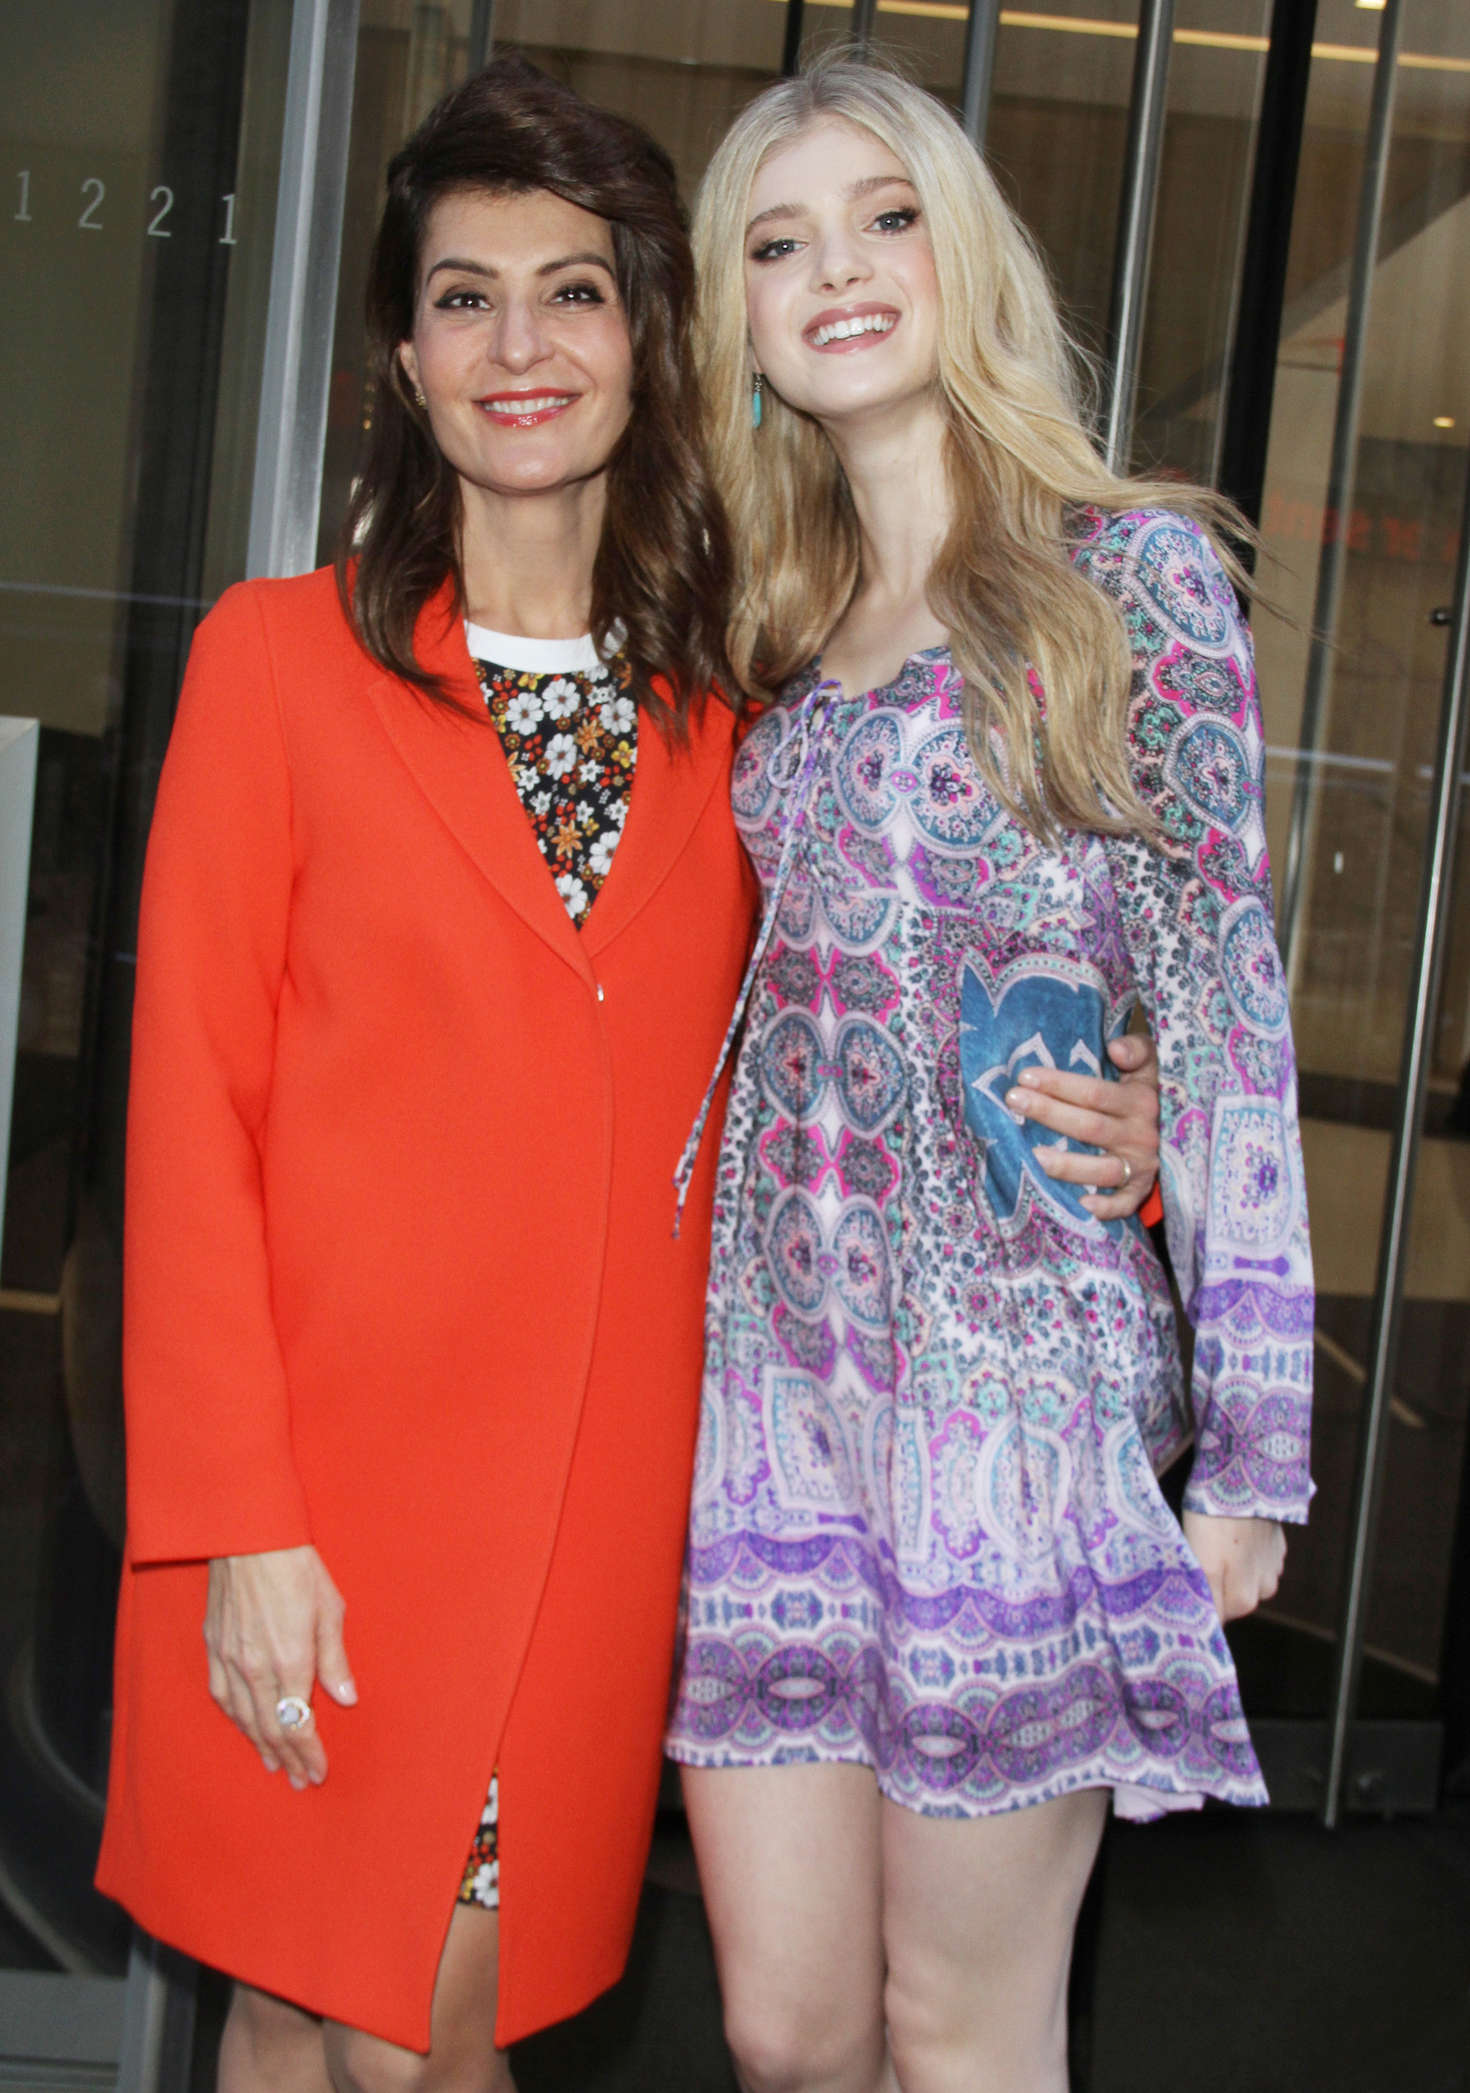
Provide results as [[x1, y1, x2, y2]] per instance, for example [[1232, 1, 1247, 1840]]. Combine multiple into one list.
[[126, 585, 354, 1775], [1087, 511, 1314, 1597], [126, 584, 308, 1560]]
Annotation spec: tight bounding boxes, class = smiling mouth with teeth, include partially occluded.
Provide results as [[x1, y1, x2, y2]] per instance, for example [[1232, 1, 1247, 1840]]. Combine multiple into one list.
[[480, 394, 577, 420], [808, 313, 897, 349]]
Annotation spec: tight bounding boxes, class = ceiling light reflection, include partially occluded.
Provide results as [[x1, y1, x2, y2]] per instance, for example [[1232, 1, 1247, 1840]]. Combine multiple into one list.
[[778, 3, 1470, 72]]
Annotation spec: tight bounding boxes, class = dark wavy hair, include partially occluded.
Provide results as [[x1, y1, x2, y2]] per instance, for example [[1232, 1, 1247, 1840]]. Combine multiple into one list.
[[337, 55, 734, 729]]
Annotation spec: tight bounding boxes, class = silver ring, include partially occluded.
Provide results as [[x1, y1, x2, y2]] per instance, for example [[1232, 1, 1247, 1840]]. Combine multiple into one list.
[[274, 1694, 313, 1730], [1117, 1155, 1133, 1189]]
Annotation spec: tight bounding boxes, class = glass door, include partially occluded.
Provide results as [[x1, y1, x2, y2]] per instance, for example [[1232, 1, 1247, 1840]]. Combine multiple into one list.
[[1230, 0, 1470, 1810], [0, 0, 294, 2078]]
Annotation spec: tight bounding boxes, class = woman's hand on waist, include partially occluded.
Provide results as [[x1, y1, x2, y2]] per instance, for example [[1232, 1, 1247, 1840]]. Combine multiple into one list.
[[204, 1545, 357, 1788], [1007, 1029, 1161, 1221]]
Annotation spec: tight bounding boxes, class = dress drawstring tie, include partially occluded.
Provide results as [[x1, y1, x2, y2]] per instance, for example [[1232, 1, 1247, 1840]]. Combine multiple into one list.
[[672, 678, 841, 1236]]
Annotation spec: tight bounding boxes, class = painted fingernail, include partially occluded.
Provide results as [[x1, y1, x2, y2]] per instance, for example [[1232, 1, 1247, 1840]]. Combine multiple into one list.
[[1005, 1089, 1028, 1112], [288, 1773, 306, 1791], [1015, 1068, 1042, 1087]]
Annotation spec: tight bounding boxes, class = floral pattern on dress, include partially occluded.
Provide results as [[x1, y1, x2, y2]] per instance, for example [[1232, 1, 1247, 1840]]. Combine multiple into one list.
[[665, 509, 1313, 1822], [473, 652, 638, 924], [458, 1772, 500, 1910]]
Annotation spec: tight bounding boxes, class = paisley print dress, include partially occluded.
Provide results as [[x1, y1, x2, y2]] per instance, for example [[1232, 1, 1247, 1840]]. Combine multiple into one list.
[[665, 509, 1314, 1818]]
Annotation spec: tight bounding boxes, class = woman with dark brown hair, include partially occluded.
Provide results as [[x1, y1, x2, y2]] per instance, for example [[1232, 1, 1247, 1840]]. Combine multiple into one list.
[[96, 57, 751, 2093]]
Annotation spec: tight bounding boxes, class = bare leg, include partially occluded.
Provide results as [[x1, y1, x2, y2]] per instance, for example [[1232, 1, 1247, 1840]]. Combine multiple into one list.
[[218, 1986, 331, 2093], [882, 1786, 1109, 2093], [218, 1906, 512, 2093], [682, 1762, 895, 2093], [323, 1905, 513, 2093]]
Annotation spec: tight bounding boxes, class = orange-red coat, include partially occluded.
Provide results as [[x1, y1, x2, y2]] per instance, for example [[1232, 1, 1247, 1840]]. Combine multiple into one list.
[[96, 569, 756, 2050]]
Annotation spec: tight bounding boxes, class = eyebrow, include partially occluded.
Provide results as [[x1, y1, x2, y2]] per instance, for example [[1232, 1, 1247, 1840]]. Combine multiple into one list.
[[423, 250, 616, 285], [745, 173, 916, 237]]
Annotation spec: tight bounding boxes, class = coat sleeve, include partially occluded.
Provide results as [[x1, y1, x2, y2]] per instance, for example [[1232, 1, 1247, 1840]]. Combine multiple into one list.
[[123, 582, 312, 1563], [1084, 510, 1314, 1524]]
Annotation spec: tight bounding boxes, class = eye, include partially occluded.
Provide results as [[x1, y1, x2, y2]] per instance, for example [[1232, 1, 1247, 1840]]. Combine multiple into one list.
[[551, 278, 609, 306], [749, 236, 800, 264], [433, 286, 490, 311], [872, 206, 920, 235]]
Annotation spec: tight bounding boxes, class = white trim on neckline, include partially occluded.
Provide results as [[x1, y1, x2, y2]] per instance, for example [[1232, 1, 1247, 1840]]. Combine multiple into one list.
[[464, 622, 604, 675]]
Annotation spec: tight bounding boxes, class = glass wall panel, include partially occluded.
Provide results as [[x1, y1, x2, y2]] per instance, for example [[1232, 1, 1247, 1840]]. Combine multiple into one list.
[[1239, 0, 1470, 1727], [1132, 0, 1271, 482], [824, 3, 971, 104], [0, 0, 292, 2008], [987, 2, 1140, 362]]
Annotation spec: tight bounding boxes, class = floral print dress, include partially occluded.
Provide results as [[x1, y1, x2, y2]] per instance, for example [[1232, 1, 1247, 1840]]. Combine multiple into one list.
[[468, 622, 638, 925], [665, 509, 1314, 1821], [457, 621, 638, 1910]]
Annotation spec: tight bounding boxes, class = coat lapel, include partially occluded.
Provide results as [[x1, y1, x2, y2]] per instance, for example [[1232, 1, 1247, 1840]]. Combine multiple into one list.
[[582, 687, 738, 958], [361, 583, 738, 969], [362, 583, 589, 977]]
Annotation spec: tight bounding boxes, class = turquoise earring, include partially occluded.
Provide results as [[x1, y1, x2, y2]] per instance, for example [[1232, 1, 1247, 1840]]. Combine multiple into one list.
[[751, 373, 764, 429]]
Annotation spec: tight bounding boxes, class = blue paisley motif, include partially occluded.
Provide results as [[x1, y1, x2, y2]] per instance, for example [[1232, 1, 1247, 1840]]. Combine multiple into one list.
[[834, 1016, 907, 1135], [1132, 518, 1234, 648], [833, 710, 904, 831], [1164, 715, 1254, 832], [958, 959, 1120, 1230], [1219, 897, 1289, 1036]]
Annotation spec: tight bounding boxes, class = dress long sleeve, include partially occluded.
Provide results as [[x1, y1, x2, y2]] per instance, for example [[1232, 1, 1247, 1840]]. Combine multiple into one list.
[[123, 583, 312, 1563], [1085, 509, 1314, 1524]]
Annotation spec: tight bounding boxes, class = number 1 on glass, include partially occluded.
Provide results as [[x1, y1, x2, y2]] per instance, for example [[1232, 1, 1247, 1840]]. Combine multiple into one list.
[[14, 169, 31, 222], [219, 192, 238, 246]]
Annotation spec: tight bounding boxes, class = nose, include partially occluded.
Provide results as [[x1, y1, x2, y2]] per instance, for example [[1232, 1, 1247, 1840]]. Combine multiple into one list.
[[809, 224, 870, 294], [488, 293, 551, 374]]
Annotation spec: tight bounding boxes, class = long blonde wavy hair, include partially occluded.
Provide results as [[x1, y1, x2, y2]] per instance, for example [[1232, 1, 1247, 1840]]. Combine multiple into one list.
[[693, 54, 1249, 843]]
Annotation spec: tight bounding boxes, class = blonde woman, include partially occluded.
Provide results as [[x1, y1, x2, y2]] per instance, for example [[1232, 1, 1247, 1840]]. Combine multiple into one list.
[[666, 58, 1313, 2093]]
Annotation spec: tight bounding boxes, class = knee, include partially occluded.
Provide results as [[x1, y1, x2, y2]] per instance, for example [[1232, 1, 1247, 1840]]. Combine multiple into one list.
[[722, 1991, 880, 2093], [221, 1985, 323, 2088], [326, 2029, 423, 2093], [325, 2027, 510, 2093], [884, 1963, 1067, 2093], [883, 1966, 951, 2087]]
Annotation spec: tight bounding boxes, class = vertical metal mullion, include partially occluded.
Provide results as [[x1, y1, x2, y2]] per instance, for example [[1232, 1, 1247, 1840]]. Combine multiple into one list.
[[1216, 0, 1317, 532], [467, 0, 494, 69], [1101, 0, 1176, 476], [851, 0, 879, 58], [245, 0, 361, 580], [116, 1934, 198, 2093], [0, 720, 37, 1273], [1276, 0, 1404, 980], [782, 0, 806, 77], [959, 0, 1002, 149], [1323, 446, 1470, 1828]]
